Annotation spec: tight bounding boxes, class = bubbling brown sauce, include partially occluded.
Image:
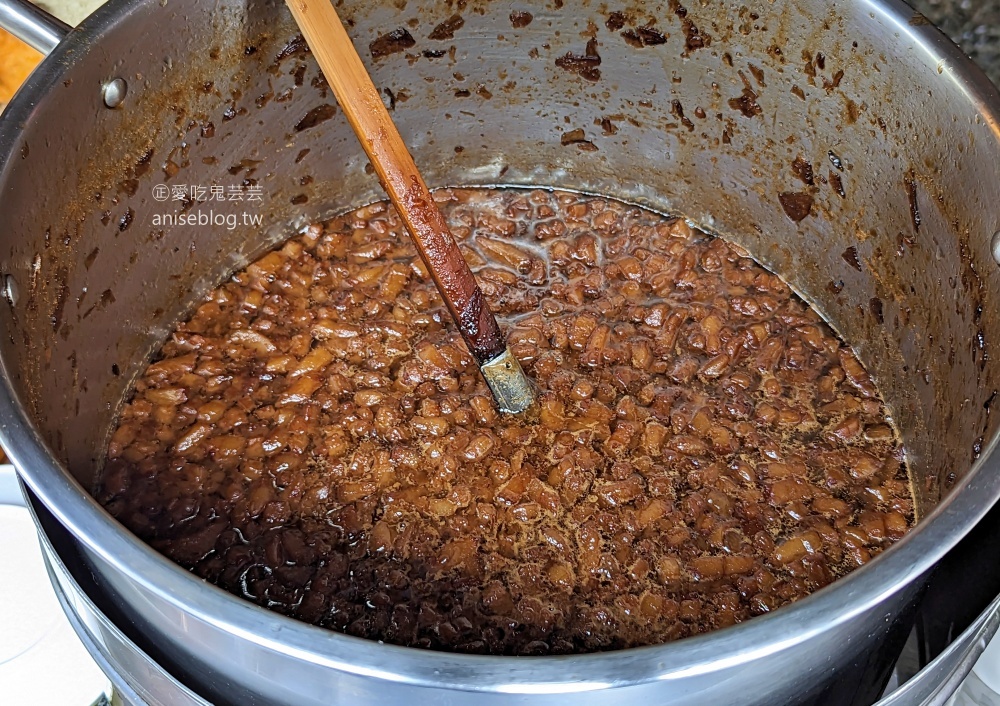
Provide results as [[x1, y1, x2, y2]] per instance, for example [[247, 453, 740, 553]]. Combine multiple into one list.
[[98, 188, 912, 655]]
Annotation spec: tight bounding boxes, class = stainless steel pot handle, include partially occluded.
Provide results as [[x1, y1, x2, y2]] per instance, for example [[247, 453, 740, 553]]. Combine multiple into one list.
[[0, 0, 71, 55]]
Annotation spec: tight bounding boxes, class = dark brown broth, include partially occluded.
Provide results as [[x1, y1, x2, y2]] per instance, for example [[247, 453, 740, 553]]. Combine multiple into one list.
[[98, 188, 912, 655]]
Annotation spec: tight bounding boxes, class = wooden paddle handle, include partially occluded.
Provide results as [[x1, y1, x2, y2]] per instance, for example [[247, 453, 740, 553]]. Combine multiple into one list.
[[286, 0, 506, 365]]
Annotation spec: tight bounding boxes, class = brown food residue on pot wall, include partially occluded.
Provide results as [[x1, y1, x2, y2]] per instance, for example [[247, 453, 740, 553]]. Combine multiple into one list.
[[98, 188, 912, 656]]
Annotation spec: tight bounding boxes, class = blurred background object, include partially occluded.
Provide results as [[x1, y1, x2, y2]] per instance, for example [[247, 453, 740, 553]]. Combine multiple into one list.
[[0, 0, 99, 109], [910, 0, 1000, 86], [0, 30, 41, 106]]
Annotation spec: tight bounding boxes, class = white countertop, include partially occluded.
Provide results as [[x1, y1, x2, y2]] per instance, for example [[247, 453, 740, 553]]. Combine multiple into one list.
[[0, 466, 110, 704]]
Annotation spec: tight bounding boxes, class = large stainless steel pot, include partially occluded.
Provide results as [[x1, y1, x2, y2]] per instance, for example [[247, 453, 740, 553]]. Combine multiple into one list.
[[2, 0, 1000, 703]]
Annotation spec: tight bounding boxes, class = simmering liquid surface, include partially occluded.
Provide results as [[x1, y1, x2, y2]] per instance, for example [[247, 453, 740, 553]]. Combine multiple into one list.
[[98, 188, 912, 654]]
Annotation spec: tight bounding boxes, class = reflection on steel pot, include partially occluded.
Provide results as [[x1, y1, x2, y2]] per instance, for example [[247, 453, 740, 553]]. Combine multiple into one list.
[[1, 0, 999, 703]]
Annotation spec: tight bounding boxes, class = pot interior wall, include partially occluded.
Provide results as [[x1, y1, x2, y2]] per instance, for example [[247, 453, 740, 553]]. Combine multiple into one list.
[[1, 0, 999, 519]]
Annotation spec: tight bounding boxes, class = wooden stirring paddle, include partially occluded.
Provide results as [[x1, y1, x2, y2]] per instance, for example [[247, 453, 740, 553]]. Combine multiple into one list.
[[285, 0, 534, 414]]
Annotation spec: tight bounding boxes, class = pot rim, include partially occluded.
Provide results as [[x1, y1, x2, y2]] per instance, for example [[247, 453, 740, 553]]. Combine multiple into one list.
[[2, 0, 1000, 693]]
